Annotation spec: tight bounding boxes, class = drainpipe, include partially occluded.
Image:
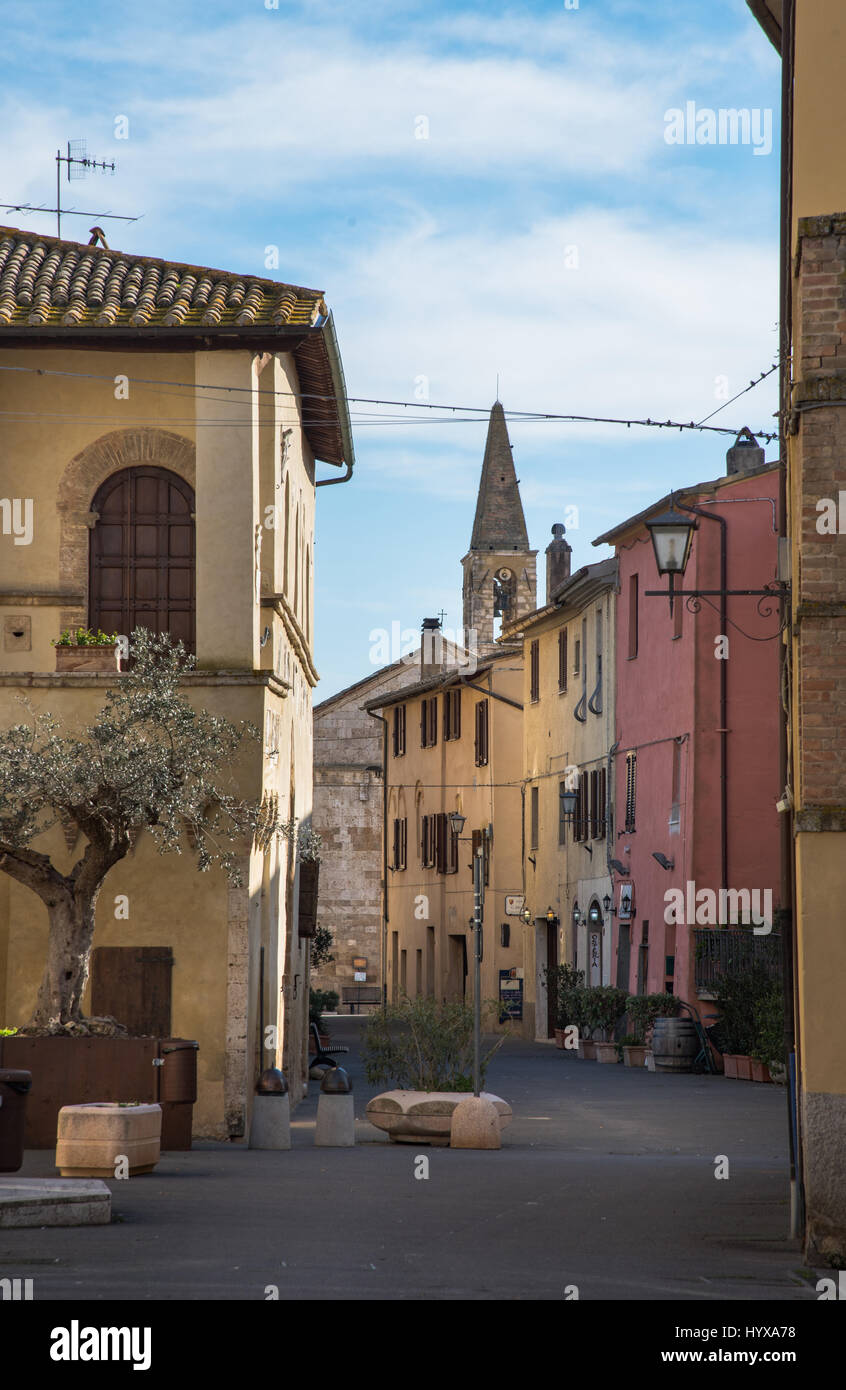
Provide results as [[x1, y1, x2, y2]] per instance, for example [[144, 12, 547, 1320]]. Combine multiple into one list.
[[778, 0, 802, 1240], [676, 501, 728, 897], [367, 710, 389, 1010]]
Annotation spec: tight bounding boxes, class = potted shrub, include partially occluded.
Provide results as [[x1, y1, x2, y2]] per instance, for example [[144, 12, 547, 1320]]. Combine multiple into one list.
[[585, 986, 629, 1062], [617, 1034, 646, 1067], [751, 979, 786, 1083], [53, 627, 121, 673], [362, 996, 513, 1144], [544, 963, 585, 1048], [715, 966, 773, 1081]]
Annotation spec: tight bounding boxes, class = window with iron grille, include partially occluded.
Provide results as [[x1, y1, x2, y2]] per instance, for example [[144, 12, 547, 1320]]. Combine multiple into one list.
[[420, 697, 438, 748], [474, 700, 489, 766], [443, 688, 462, 741], [625, 751, 637, 832], [530, 640, 540, 702], [558, 628, 568, 692], [392, 817, 407, 870], [471, 827, 490, 885], [392, 704, 406, 757]]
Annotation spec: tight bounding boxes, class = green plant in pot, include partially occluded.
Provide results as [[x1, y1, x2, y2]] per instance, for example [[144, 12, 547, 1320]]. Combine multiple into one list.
[[750, 979, 786, 1080], [584, 986, 628, 1061], [309, 987, 339, 1035]]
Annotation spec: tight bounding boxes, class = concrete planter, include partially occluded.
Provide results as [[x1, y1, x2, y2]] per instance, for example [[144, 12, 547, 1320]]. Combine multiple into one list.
[[594, 1041, 619, 1064], [55, 644, 120, 673], [623, 1044, 647, 1068], [577, 1040, 597, 1060], [56, 1102, 161, 1177], [366, 1090, 512, 1146]]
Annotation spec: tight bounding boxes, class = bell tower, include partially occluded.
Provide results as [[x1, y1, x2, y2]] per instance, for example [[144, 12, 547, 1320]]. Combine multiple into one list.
[[461, 403, 537, 650]]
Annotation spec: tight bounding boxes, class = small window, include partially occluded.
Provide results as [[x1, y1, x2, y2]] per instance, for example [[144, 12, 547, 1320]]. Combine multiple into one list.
[[628, 574, 639, 659], [443, 688, 461, 741], [392, 704, 406, 758], [625, 751, 637, 833], [474, 700, 489, 767], [392, 817, 408, 870], [420, 697, 438, 748], [530, 640, 540, 702]]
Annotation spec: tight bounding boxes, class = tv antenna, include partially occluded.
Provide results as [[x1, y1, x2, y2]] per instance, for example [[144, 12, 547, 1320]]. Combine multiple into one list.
[[0, 139, 142, 241]]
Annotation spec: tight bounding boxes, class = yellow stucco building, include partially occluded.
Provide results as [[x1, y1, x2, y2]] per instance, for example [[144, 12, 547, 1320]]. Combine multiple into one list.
[[0, 225, 353, 1138], [503, 537, 618, 1037], [748, 0, 846, 1261]]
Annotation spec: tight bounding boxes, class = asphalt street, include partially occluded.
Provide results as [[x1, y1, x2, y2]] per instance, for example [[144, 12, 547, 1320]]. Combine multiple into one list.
[[3, 1017, 816, 1302]]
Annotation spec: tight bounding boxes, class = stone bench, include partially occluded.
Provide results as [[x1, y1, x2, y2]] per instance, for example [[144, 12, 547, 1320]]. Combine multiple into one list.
[[365, 1090, 512, 1146]]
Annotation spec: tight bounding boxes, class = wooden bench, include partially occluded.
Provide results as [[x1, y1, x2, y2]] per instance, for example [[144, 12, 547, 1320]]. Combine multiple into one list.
[[341, 986, 382, 1013]]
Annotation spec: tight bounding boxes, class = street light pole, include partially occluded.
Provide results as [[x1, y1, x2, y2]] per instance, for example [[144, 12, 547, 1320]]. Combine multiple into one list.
[[472, 846, 484, 1097]]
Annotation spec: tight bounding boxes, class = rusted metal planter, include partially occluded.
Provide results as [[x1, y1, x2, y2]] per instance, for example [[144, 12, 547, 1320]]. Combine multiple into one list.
[[54, 644, 120, 673], [0, 1036, 197, 1150]]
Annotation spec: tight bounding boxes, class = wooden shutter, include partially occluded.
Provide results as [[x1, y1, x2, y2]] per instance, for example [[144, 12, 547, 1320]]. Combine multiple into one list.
[[530, 640, 540, 701], [453, 690, 461, 739], [91, 946, 173, 1037], [443, 693, 451, 741], [558, 629, 568, 691], [298, 859, 320, 938], [625, 751, 637, 832], [420, 701, 427, 747], [475, 700, 489, 766], [90, 466, 195, 655], [598, 767, 607, 840]]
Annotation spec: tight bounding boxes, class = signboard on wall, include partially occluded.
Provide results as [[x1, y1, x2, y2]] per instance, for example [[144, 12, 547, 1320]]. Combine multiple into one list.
[[589, 931, 602, 987], [499, 968, 524, 1020], [504, 895, 525, 916]]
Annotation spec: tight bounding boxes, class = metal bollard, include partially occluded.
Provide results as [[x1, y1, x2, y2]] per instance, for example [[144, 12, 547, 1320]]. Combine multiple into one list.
[[314, 1067, 355, 1147]]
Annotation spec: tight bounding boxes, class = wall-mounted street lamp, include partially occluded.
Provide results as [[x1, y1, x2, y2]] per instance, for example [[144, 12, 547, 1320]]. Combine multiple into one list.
[[521, 907, 532, 924], [588, 902, 601, 925], [447, 809, 484, 1097], [652, 851, 675, 871], [559, 782, 578, 819], [602, 893, 614, 915]]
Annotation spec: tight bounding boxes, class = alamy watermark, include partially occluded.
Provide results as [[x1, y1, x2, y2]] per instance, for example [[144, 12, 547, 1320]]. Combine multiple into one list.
[[369, 622, 479, 675], [664, 102, 773, 157], [664, 881, 772, 932]]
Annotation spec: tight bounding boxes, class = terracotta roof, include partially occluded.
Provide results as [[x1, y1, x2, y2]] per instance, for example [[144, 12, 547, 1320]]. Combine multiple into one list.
[[0, 226, 353, 469], [0, 226, 325, 330]]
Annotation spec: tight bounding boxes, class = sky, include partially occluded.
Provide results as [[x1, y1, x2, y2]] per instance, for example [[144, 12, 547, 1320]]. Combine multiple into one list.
[[1, 0, 781, 697]]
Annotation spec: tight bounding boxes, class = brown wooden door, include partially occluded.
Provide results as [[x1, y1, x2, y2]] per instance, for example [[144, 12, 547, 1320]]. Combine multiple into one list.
[[89, 466, 195, 652], [91, 946, 173, 1037]]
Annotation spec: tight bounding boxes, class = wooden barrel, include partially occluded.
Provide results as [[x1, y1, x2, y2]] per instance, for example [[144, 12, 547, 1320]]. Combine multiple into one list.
[[652, 1017, 698, 1073]]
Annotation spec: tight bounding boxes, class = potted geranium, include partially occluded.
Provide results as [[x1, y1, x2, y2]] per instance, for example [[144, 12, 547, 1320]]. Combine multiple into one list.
[[53, 627, 121, 673], [362, 996, 513, 1144]]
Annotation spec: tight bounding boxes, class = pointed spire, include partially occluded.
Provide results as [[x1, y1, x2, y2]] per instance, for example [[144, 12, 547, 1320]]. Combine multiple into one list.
[[469, 403, 530, 551]]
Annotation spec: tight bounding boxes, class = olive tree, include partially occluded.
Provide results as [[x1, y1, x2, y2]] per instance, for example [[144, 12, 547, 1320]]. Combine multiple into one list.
[[0, 629, 295, 1035]]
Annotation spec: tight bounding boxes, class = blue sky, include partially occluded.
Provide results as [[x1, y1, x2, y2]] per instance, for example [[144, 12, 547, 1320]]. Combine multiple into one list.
[[2, 0, 781, 696]]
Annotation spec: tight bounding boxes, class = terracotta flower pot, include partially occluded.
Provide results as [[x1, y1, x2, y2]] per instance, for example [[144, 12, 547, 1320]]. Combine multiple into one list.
[[735, 1055, 753, 1081], [553, 1028, 567, 1050], [578, 1040, 597, 1060], [594, 1041, 619, 1064], [623, 1044, 647, 1068], [55, 644, 120, 674], [723, 1054, 739, 1079], [750, 1059, 772, 1083]]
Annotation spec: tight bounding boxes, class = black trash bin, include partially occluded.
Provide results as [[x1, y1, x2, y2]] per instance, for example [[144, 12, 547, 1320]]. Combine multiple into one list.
[[0, 1069, 32, 1173]]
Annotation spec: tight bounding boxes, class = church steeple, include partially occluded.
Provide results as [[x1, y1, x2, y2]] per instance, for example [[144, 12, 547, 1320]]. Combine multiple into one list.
[[462, 403, 537, 649], [470, 402, 530, 551]]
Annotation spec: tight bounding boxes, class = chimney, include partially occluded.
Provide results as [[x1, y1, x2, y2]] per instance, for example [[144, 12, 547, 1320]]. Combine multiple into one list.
[[420, 617, 443, 679], [726, 426, 765, 476], [545, 524, 572, 602]]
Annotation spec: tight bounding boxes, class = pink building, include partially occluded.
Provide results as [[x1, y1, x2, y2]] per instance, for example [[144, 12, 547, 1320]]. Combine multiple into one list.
[[593, 439, 783, 1008]]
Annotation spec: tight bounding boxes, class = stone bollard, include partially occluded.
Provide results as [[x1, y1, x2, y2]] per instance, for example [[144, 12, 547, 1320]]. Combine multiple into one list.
[[449, 1095, 502, 1150], [314, 1067, 355, 1147], [249, 1068, 291, 1151]]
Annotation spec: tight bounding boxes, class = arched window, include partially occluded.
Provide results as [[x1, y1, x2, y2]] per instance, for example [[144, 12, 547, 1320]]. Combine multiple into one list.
[[89, 466, 195, 651]]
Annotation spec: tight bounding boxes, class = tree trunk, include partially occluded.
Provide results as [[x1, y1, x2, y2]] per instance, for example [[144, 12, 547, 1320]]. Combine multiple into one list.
[[29, 890, 98, 1031]]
